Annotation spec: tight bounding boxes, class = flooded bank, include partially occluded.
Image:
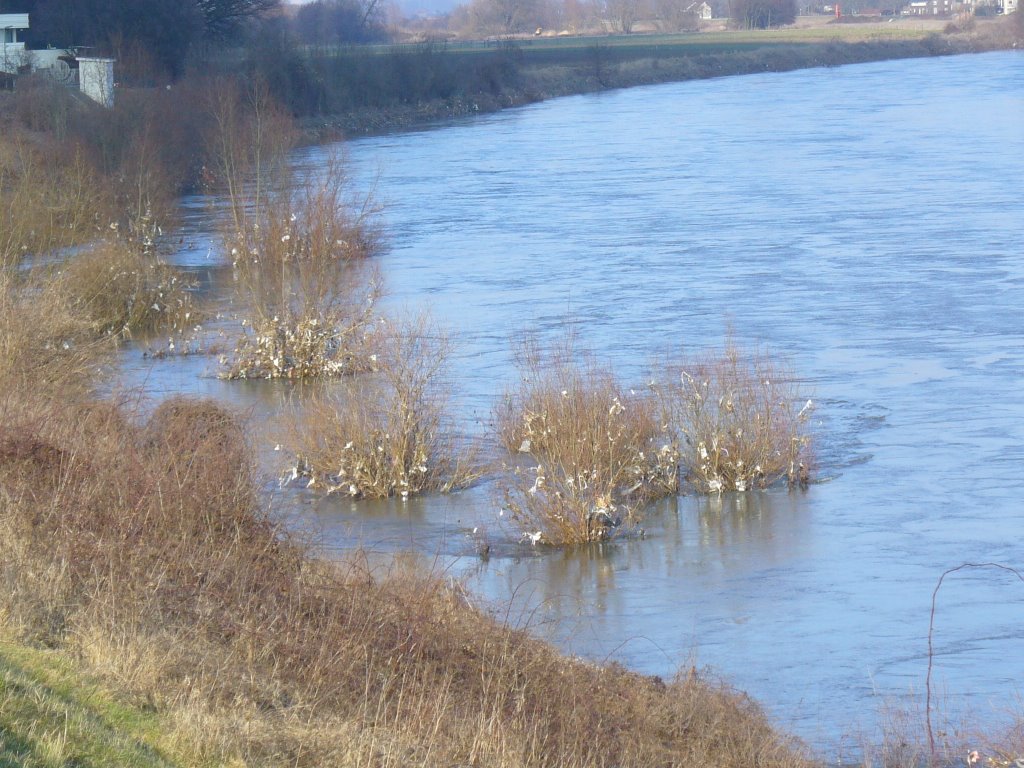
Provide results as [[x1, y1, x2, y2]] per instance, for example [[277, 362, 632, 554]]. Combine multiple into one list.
[[121, 50, 1024, 757]]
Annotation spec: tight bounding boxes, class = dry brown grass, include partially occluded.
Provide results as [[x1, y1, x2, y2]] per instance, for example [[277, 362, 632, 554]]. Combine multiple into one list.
[[282, 317, 481, 499], [658, 339, 813, 494], [0, 137, 110, 270], [496, 334, 678, 545], [54, 238, 198, 341], [855, 696, 1024, 768], [0, 387, 813, 768], [0, 269, 106, 401]]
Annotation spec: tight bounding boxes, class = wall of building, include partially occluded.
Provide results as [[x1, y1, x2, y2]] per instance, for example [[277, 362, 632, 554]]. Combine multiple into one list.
[[78, 57, 115, 108]]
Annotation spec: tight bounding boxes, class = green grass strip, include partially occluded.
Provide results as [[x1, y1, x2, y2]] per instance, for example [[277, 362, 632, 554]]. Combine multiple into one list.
[[0, 638, 181, 768]]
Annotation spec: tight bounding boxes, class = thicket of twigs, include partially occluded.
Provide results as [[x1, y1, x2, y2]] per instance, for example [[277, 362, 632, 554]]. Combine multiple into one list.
[[282, 318, 481, 499], [210, 84, 383, 380], [496, 335, 679, 545], [656, 340, 814, 494]]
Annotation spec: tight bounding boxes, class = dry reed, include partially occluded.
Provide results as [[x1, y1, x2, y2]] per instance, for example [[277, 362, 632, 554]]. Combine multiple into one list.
[[0, 138, 110, 270], [659, 339, 813, 494], [55, 238, 197, 341], [0, 269, 106, 400], [496, 334, 678, 545], [282, 317, 480, 498]]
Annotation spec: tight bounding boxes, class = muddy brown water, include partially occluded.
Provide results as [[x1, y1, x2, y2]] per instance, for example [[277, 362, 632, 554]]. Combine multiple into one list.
[[119, 51, 1024, 759]]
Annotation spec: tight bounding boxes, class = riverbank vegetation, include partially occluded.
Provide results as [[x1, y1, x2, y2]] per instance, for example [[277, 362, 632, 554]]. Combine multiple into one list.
[[493, 334, 814, 544], [257, 23, 1021, 133], [2, 5, 1023, 766], [0, 56, 812, 767], [496, 334, 679, 544], [211, 86, 383, 379], [0, 333, 808, 767], [282, 316, 482, 498], [657, 340, 814, 494], [4, 0, 1022, 140]]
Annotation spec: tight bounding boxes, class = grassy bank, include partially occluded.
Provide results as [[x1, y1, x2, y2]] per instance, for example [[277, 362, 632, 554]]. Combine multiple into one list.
[[0, 386, 811, 767], [0, 638, 188, 768]]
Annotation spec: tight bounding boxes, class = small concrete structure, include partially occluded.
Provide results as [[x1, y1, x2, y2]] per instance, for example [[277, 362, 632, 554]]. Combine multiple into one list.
[[1, 14, 117, 106], [77, 56, 115, 108]]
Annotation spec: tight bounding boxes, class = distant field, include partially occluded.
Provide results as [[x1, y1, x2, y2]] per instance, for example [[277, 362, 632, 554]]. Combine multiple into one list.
[[366, 17, 951, 60]]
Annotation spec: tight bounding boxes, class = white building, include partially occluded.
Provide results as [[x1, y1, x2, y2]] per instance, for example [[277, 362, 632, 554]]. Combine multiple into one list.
[[1, 14, 115, 107], [685, 1, 715, 18], [1, 13, 29, 74]]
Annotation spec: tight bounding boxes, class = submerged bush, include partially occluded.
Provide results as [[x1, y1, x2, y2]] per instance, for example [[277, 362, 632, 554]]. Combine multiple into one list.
[[207, 81, 383, 380], [659, 340, 813, 494], [282, 318, 480, 499], [497, 334, 678, 546], [221, 149, 383, 380]]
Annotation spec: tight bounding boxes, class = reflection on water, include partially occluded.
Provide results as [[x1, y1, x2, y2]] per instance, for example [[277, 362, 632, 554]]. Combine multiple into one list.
[[116, 51, 1024, 756]]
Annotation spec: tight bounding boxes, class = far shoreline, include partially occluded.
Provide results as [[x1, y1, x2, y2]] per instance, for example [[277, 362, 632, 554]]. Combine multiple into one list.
[[302, 19, 1020, 140]]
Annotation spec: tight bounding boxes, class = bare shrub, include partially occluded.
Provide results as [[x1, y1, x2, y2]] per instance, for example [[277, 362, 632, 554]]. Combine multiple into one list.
[[496, 334, 678, 546], [659, 339, 813, 494], [283, 317, 480, 498], [55, 239, 197, 340], [11, 74, 76, 140], [0, 138, 110, 270], [222, 214, 382, 377], [0, 269, 105, 399], [211, 84, 383, 379], [206, 77, 296, 237], [222, 156, 382, 379]]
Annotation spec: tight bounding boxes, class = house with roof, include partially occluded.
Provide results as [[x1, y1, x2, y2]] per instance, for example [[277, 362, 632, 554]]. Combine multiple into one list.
[[685, 1, 715, 18]]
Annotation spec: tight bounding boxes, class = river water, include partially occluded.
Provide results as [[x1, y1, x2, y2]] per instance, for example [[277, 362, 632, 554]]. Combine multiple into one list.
[[126, 50, 1024, 757]]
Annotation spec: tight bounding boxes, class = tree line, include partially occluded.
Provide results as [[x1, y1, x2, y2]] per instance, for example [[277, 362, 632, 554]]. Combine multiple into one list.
[[1, 0, 797, 84], [430, 0, 795, 36]]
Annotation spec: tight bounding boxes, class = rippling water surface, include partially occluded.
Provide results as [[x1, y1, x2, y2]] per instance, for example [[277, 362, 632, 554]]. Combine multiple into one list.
[[127, 50, 1024, 756]]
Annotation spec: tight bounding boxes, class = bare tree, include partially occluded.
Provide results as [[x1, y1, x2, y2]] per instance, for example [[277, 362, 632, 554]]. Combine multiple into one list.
[[729, 0, 795, 27], [606, 0, 647, 32], [195, 0, 280, 38], [460, 0, 542, 35], [293, 0, 385, 46], [14, 0, 279, 77]]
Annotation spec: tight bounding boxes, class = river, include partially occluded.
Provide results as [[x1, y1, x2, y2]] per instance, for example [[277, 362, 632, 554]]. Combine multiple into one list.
[[124, 49, 1024, 758]]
